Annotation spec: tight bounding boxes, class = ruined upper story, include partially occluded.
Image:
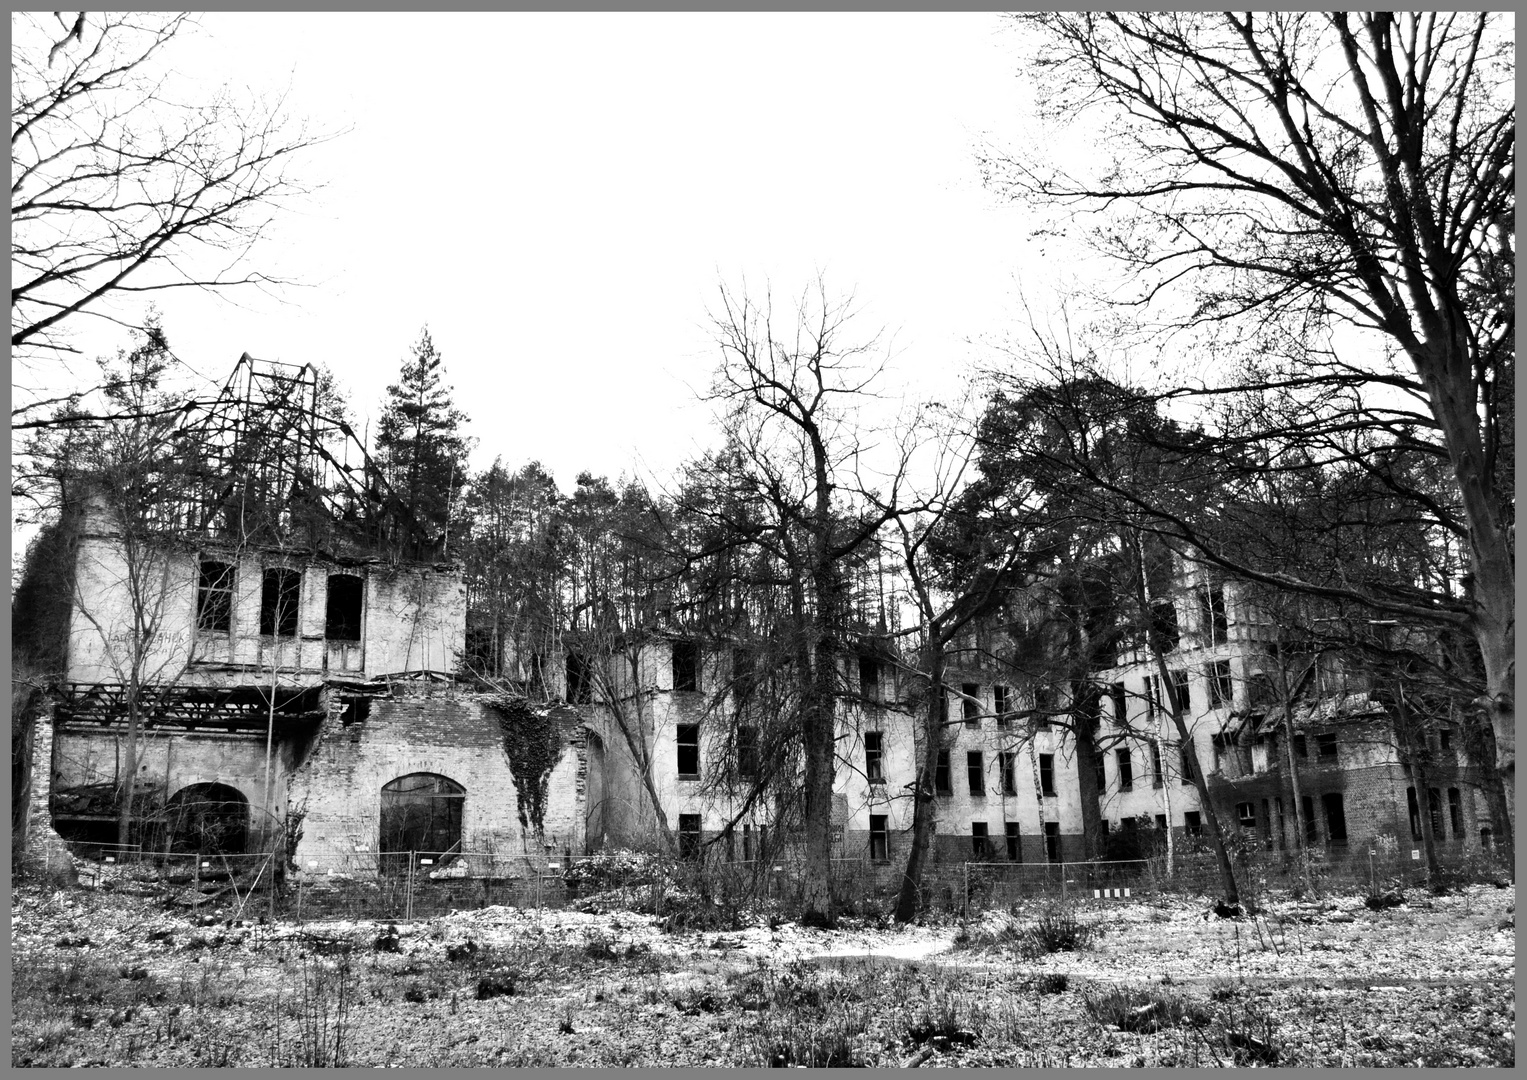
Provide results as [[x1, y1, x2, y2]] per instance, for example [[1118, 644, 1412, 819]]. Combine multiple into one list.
[[66, 493, 465, 689]]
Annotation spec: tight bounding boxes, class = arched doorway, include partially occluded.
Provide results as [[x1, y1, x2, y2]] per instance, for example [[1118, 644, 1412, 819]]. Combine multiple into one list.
[[165, 783, 250, 855], [379, 773, 464, 872]]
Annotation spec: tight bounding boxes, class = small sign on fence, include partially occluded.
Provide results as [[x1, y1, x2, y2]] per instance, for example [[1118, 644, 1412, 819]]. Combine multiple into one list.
[[1411, 850, 1421, 861], [419, 859, 433, 866], [104, 856, 115, 864]]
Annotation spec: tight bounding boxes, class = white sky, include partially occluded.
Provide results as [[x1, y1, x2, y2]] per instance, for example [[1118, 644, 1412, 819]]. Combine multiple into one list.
[[46, 12, 1060, 493]]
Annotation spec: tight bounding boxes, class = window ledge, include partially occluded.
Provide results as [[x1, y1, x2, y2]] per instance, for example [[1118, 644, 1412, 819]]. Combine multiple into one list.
[[677, 774, 701, 783]]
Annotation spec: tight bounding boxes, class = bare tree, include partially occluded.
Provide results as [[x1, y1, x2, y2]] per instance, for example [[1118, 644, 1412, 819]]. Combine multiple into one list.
[[991, 12, 1515, 800], [11, 12, 329, 424], [703, 278, 919, 926]]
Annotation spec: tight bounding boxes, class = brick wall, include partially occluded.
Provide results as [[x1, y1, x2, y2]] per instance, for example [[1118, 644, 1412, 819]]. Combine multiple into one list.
[[288, 683, 585, 864]]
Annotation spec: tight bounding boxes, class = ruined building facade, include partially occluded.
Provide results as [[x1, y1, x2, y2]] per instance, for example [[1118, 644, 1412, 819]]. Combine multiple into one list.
[[17, 356, 1497, 882], [17, 356, 590, 877]]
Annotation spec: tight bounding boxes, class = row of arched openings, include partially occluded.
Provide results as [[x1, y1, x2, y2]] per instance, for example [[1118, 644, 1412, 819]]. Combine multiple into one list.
[[155, 773, 464, 862]]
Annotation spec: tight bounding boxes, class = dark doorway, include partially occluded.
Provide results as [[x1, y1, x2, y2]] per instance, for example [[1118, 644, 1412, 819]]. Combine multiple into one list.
[[379, 773, 464, 872], [165, 782, 250, 855]]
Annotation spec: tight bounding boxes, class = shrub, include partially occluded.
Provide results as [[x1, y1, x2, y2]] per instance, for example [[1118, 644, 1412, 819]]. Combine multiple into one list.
[[1083, 986, 1209, 1034]]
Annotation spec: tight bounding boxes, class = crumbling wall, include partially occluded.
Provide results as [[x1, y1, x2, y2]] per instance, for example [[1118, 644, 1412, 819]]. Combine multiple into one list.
[[50, 724, 292, 851], [288, 681, 584, 866]]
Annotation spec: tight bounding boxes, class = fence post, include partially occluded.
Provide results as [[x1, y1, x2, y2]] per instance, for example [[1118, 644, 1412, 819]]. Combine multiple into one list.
[[406, 852, 415, 921], [193, 852, 200, 902], [963, 862, 970, 923], [1061, 863, 1068, 904]]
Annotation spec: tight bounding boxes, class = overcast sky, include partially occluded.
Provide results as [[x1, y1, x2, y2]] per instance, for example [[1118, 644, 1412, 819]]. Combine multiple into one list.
[[54, 12, 1064, 492]]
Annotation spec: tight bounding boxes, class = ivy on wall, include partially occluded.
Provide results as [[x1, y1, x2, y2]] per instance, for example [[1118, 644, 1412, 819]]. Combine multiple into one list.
[[485, 695, 564, 834]]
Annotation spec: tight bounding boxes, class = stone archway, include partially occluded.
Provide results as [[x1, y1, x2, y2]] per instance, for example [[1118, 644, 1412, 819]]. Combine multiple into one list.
[[379, 773, 464, 871], [165, 782, 250, 855]]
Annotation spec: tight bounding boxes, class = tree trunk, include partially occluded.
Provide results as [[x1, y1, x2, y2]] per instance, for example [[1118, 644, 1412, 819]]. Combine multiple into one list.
[[798, 642, 838, 926], [1073, 711, 1105, 859], [894, 652, 945, 923], [1283, 711, 1311, 894]]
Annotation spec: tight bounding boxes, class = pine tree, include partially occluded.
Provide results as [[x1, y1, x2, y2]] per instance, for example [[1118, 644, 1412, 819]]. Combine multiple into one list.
[[375, 328, 472, 551]]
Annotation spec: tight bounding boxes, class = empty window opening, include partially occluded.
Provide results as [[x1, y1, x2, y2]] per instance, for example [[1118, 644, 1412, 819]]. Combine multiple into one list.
[[962, 684, 981, 727], [672, 639, 699, 691], [967, 751, 985, 796], [864, 732, 884, 783], [1322, 792, 1347, 843], [934, 750, 952, 795], [1005, 821, 1021, 862], [1439, 728, 1453, 753], [1109, 682, 1128, 722], [259, 567, 301, 638], [1180, 746, 1196, 784], [859, 656, 880, 702], [1151, 599, 1180, 652], [379, 773, 464, 871], [1149, 741, 1163, 787], [1448, 788, 1463, 838], [1093, 752, 1106, 792], [325, 573, 363, 642], [1293, 733, 1308, 758], [736, 726, 758, 780], [1039, 753, 1056, 797], [1315, 732, 1338, 760], [1116, 749, 1134, 791], [1301, 794, 1318, 842], [1169, 669, 1192, 713], [994, 684, 1011, 727], [1154, 813, 1168, 831], [1427, 787, 1444, 839], [165, 782, 248, 855], [1043, 821, 1061, 862], [869, 814, 889, 862], [1236, 801, 1257, 832], [196, 560, 234, 634], [971, 821, 991, 859], [677, 723, 700, 779], [1184, 810, 1203, 836], [742, 823, 754, 861], [565, 652, 592, 704], [999, 751, 1017, 796], [732, 647, 754, 703], [1208, 659, 1233, 708], [1211, 731, 1230, 772], [1201, 582, 1229, 645], [678, 814, 701, 860]]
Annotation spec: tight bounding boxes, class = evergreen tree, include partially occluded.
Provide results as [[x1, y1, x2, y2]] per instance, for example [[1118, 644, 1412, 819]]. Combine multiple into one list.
[[375, 328, 472, 551]]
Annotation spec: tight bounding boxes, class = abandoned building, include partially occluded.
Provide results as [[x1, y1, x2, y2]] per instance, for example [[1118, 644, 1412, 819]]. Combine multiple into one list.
[[571, 566, 1497, 881], [15, 357, 1498, 888], [16, 356, 590, 877]]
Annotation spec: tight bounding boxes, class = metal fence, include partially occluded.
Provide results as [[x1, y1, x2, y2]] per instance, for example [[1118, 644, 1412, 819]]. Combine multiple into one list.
[[60, 838, 1511, 924], [961, 843, 1514, 916]]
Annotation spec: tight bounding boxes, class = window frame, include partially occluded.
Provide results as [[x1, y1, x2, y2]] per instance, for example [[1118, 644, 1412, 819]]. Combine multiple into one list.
[[1207, 658, 1233, 708], [934, 749, 952, 796], [869, 814, 890, 862], [1116, 748, 1134, 792], [671, 639, 700, 692], [966, 750, 985, 797], [676, 722, 701, 780], [1038, 752, 1056, 797], [961, 683, 981, 727], [324, 572, 364, 643], [259, 566, 301, 638], [864, 731, 884, 784], [196, 558, 235, 635]]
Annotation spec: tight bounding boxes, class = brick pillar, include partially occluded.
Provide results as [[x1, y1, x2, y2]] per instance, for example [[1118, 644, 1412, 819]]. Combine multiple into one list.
[[21, 708, 78, 884]]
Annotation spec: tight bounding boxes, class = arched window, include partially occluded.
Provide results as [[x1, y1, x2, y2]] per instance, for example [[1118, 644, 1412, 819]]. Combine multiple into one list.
[[165, 782, 249, 855], [379, 773, 464, 869]]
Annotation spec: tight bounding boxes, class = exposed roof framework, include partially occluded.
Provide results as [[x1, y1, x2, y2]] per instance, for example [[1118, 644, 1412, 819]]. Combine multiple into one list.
[[154, 353, 433, 558]]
